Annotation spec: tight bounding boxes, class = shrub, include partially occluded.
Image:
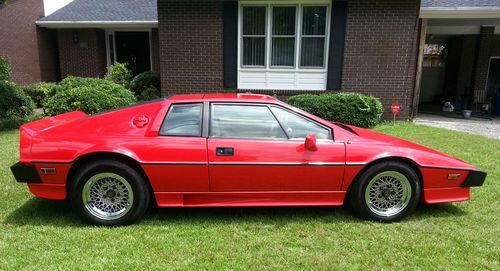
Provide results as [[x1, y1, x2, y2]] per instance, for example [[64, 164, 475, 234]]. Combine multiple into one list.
[[139, 86, 161, 101], [22, 82, 57, 107], [104, 63, 132, 87], [0, 114, 43, 131], [0, 80, 35, 118], [129, 71, 160, 98], [0, 56, 11, 81], [43, 77, 136, 115], [287, 92, 384, 128]]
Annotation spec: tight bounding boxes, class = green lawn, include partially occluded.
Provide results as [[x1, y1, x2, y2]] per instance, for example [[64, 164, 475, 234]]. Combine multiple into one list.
[[0, 123, 498, 270]]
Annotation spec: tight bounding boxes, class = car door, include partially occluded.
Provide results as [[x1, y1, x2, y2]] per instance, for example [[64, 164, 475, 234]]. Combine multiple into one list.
[[207, 103, 345, 191], [141, 102, 209, 192]]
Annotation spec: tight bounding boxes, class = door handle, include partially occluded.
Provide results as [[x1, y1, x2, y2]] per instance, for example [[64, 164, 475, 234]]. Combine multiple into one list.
[[216, 147, 234, 156]]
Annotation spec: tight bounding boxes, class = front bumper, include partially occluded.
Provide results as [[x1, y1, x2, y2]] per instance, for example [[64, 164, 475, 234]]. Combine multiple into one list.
[[461, 170, 487, 187], [10, 162, 41, 183]]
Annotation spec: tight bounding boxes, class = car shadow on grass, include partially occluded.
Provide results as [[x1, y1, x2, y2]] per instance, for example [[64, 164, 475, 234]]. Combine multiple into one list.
[[3, 197, 81, 227], [3, 197, 466, 227]]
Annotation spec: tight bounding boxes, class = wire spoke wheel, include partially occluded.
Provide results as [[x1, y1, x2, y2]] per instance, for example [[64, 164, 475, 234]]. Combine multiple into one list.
[[364, 171, 412, 217], [82, 173, 134, 221]]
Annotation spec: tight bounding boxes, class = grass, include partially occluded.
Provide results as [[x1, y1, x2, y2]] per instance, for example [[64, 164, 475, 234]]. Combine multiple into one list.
[[0, 122, 498, 270]]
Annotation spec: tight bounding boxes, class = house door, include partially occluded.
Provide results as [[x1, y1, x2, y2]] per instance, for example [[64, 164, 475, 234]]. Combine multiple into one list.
[[114, 32, 151, 76]]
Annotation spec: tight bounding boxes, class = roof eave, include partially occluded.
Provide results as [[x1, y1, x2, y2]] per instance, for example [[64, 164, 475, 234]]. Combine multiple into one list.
[[36, 21, 158, 29], [420, 7, 500, 19]]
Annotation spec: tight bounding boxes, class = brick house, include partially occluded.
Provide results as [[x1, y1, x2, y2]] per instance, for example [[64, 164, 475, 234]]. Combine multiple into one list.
[[1, 0, 500, 118]]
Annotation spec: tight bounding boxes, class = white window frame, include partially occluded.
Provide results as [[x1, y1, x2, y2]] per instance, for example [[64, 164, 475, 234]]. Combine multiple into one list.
[[105, 29, 154, 71], [238, 1, 331, 71], [238, 0, 331, 90]]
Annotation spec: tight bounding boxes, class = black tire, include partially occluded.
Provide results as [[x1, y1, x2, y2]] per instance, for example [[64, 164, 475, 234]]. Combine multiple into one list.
[[69, 160, 150, 226], [349, 161, 421, 222]]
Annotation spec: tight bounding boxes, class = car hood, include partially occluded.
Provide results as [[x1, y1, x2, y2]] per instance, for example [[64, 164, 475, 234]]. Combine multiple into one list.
[[342, 125, 476, 170]]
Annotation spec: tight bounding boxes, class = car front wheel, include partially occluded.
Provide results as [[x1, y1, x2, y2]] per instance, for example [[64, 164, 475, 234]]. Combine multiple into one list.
[[70, 160, 150, 226], [350, 162, 421, 222]]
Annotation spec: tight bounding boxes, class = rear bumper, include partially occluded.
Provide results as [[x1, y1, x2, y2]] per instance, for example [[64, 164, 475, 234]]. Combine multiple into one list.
[[10, 162, 41, 183], [461, 170, 487, 187]]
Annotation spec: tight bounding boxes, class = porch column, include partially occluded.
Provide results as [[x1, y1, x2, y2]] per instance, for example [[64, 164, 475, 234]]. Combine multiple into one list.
[[472, 26, 495, 103]]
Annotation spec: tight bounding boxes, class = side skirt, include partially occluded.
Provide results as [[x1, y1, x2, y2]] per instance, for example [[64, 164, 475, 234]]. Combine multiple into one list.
[[154, 191, 346, 207]]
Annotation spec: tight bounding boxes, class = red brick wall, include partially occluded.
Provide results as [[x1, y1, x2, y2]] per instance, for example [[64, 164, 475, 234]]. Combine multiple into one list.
[[158, 0, 224, 94], [472, 26, 496, 103], [151, 28, 160, 72], [57, 29, 107, 78], [342, 0, 421, 119], [0, 0, 59, 84], [156, 0, 421, 119], [37, 28, 60, 82]]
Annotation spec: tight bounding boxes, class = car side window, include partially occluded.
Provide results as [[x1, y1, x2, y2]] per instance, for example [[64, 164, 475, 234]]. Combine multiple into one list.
[[160, 103, 202, 136], [270, 106, 331, 140], [210, 104, 287, 139]]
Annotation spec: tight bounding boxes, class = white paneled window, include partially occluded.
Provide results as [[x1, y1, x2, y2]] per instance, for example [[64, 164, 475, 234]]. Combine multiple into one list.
[[238, 1, 330, 90]]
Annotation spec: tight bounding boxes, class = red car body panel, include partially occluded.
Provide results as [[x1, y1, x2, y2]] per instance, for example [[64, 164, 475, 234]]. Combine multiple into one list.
[[13, 94, 485, 207]]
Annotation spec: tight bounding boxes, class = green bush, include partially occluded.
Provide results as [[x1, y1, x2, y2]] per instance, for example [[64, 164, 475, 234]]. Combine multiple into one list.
[[287, 92, 384, 128], [0, 56, 11, 81], [139, 86, 161, 101], [129, 71, 160, 98], [104, 63, 132, 87], [43, 77, 136, 116], [0, 81, 35, 118], [22, 82, 57, 107], [0, 114, 43, 131]]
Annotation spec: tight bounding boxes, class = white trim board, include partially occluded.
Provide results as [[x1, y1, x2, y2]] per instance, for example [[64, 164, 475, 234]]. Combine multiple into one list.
[[420, 7, 500, 19], [37, 21, 158, 29]]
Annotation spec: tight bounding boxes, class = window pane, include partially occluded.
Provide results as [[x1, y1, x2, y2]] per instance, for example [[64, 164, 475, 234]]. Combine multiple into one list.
[[243, 37, 265, 66], [272, 7, 295, 35], [302, 6, 327, 35], [160, 104, 202, 136], [271, 107, 330, 139], [211, 105, 287, 139], [300, 37, 325, 67], [271, 37, 294, 66], [243, 7, 266, 35]]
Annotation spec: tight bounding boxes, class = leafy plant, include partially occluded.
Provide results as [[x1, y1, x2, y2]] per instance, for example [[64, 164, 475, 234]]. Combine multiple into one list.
[[43, 77, 136, 115], [104, 63, 132, 87], [139, 86, 161, 101], [0, 56, 11, 81], [129, 71, 160, 98], [0, 80, 34, 118], [22, 82, 57, 108], [287, 92, 384, 128]]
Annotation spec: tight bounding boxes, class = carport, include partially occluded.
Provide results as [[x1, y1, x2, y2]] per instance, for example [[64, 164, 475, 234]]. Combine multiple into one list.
[[416, 1, 500, 117]]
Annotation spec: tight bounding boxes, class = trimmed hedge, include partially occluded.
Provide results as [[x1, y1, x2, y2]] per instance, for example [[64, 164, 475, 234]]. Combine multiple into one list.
[[22, 82, 57, 107], [129, 71, 160, 100], [0, 80, 35, 118], [287, 92, 384, 128], [0, 56, 10, 81], [43, 77, 136, 116]]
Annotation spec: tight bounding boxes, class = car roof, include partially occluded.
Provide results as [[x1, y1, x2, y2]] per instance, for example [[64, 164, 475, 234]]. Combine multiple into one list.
[[168, 93, 279, 103]]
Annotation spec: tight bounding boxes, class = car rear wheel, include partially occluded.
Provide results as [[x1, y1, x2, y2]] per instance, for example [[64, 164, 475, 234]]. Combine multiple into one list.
[[70, 160, 150, 226], [350, 162, 421, 222]]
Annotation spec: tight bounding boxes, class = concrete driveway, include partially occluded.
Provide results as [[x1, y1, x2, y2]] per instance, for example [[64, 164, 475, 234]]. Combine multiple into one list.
[[415, 113, 500, 140]]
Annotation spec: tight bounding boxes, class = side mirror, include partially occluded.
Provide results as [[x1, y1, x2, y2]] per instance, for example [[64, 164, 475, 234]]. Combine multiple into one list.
[[304, 133, 317, 151]]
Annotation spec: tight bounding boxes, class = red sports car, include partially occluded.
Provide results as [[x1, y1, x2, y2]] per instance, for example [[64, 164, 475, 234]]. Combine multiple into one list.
[[10, 94, 486, 226]]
